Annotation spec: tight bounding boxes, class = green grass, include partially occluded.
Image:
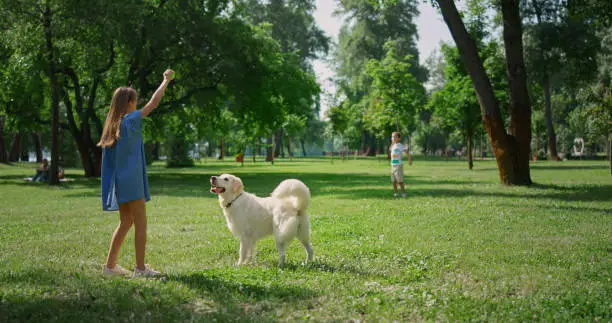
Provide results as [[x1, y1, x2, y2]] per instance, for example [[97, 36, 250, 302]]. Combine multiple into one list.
[[0, 157, 610, 322]]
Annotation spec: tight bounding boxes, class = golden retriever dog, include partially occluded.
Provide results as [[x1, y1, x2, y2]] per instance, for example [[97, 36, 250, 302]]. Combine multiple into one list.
[[210, 174, 313, 267]]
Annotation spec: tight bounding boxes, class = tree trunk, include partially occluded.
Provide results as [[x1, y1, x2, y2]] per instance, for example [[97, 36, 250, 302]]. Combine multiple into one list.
[[61, 90, 97, 177], [78, 142, 96, 176], [362, 130, 377, 156], [480, 132, 484, 159], [8, 131, 23, 162], [274, 129, 283, 158], [360, 130, 366, 154], [330, 137, 334, 164], [219, 137, 225, 160], [80, 119, 102, 176], [208, 140, 214, 157], [32, 133, 43, 163], [266, 136, 274, 162], [501, 0, 533, 185], [609, 137, 611, 175], [0, 117, 6, 163], [252, 139, 257, 163], [44, 2, 61, 185], [542, 76, 560, 161], [534, 134, 538, 161], [437, 0, 532, 185], [407, 136, 412, 165], [467, 134, 473, 170], [288, 136, 293, 161], [300, 138, 307, 157], [152, 141, 161, 161], [21, 149, 29, 162]]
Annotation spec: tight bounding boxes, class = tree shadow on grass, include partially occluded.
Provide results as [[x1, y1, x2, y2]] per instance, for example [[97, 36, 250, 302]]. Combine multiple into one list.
[[0, 268, 305, 322], [333, 184, 612, 202], [59, 171, 482, 199], [496, 202, 612, 215], [169, 270, 315, 304], [5, 165, 610, 203], [0, 175, 34, 187], [531, 164, 608, 171]]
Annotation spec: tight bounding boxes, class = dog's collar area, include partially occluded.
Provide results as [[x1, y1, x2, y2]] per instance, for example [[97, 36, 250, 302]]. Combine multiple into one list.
[[223, 193, 243, 208]]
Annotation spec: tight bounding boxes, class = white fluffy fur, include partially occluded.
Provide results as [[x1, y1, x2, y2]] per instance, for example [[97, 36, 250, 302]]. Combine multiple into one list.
[[210, 174, 313, 267]]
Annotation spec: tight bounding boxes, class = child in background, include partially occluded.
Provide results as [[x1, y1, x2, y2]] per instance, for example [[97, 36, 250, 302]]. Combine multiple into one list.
[[389, 132, 408, 198]]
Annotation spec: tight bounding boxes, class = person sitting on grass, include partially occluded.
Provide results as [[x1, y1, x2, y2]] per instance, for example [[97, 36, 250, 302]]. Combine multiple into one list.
[[31, 159, 66, 182], [32, 158, 49, 182]]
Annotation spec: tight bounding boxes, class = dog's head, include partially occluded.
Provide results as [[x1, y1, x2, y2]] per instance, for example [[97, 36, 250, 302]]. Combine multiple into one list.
[[210, 174, 243, 197]]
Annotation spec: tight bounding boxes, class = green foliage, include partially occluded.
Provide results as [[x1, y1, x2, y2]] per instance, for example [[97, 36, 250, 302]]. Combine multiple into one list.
[[570, 84, 612, 142], [427, 39, 508, 159], [1, 0, 326, 173], [332, 0, 424, 146], [414, 120, 447, 155], [523, 0, 600, 90], [365, 41, 426, 135], [165, 133, 195, 168], [237, 0, 329, 61], [283, 114, 307, 138], [430, 45, 481, 140]]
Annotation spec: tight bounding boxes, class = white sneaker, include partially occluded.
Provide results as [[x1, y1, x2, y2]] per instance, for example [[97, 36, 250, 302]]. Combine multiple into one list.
[[133, 264, 163, 277], [393, 193, 398, 197], [103, 264, 131, 276], [401, 193, 407, 197]]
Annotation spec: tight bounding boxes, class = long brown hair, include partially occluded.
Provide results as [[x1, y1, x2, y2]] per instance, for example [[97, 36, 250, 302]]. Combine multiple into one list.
[[97, 87, 137, 147]]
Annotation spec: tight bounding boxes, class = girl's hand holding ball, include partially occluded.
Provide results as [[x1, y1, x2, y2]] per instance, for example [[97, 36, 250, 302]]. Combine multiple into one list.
[[164, 69, 175, 81]]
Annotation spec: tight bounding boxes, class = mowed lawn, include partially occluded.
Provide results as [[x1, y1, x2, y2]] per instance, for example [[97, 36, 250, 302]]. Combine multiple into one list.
[[0, 157, 610, 322]]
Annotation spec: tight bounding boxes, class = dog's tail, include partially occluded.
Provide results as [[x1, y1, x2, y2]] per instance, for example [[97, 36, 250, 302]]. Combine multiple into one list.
[[271, 179, 310, 215]]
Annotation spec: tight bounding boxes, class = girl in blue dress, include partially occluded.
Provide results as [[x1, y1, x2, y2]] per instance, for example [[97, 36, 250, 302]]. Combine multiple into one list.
[[98, 69, 174, 277]]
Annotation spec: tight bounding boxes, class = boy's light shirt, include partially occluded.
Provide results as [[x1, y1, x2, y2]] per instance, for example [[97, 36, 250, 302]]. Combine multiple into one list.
[[390, 143, 406, 165]]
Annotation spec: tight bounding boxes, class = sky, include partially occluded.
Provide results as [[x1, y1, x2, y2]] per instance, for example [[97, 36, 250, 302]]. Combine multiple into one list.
[[312, 0, 453, 118]]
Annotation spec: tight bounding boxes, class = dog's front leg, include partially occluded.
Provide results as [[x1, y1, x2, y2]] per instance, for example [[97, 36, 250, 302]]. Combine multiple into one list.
[[275, 241, 286, 268], [238, 238, 256, 265], [237, 238, 250, 266]]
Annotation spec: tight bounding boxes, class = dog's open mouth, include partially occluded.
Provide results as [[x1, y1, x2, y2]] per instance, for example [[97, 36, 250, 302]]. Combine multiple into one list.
[[210, 186, 226, 194], [210, 176, 226, 194]]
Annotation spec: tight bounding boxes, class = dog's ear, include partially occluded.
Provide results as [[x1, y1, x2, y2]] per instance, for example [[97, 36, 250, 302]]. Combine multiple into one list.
[[232, 177, 243, 194]]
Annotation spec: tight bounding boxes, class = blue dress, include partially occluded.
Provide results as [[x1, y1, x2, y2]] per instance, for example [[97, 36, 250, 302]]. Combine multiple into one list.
[[101, 110, 150, 211]]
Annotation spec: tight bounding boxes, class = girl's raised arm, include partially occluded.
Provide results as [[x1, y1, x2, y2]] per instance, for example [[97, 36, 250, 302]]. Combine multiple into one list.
[[141, 69, 174, 118]]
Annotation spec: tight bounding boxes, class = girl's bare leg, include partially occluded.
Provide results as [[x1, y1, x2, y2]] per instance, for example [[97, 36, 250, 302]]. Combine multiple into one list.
[[132, 199, 147, 270], [105, 202, 134, 268]]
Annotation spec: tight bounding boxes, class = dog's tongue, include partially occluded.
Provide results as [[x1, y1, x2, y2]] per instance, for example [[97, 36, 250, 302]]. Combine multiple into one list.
[[210, 186, 224, 194]]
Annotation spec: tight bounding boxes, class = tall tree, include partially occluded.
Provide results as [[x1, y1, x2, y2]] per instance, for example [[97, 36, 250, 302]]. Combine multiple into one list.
[[3, 0, 320, 174], [333, 0, 424, 156], [435, 0, 533, 185], [364, 40, 426, 160], [429, 0, 509, 170], [522, 0, 600, 161], [431, 45, 483, 169], [238, 0, 329, 158], [42, 0, 60, 184]]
